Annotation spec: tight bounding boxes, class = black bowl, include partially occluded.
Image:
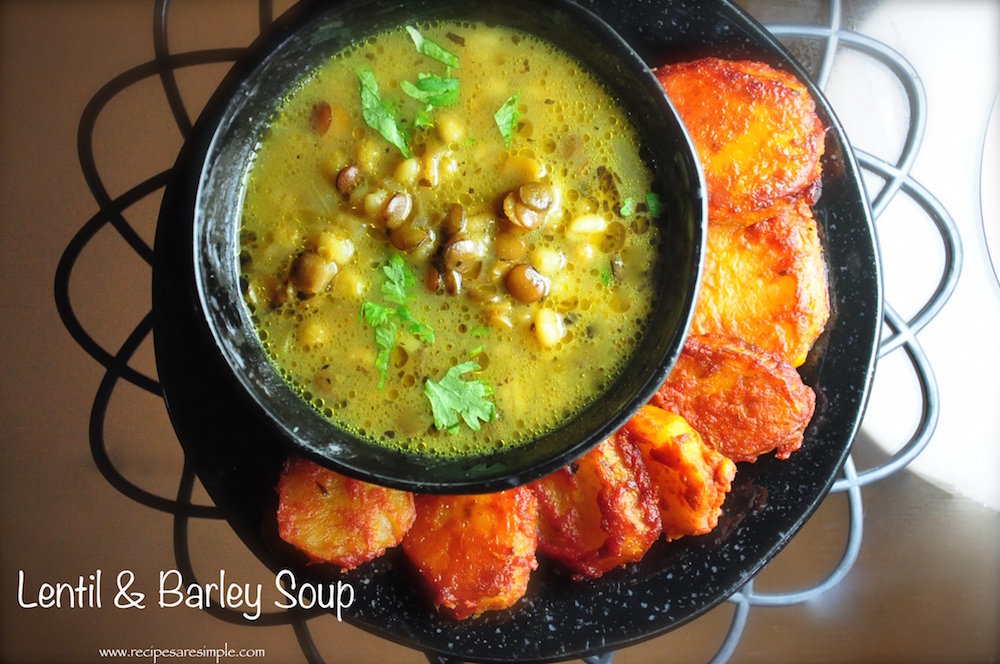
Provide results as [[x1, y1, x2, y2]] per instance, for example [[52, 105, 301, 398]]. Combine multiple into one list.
[[159, 0, 706, 493]]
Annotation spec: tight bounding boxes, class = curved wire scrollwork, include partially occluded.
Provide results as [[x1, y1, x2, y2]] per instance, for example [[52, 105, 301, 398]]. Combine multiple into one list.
[[707, 3, 962, 662], [54, 0, 959, 662], [54, 0, 325, 652]]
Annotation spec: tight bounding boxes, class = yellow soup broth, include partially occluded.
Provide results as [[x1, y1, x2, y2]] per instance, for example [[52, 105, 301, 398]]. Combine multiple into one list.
[[239, 21, 661, 457]]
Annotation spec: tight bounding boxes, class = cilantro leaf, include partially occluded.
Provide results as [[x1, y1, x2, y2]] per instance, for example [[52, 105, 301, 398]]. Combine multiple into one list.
[[413, 108, 435, 129], [645, 192, 665, 219], [372, 320, 397, 391], [424, 361, 497, 434], [360, 255, 434, 390], [405, 26, 460, 68], [599, 263, 613, 287], [401, 74, 460, 107], [381, 254, 415, 305], [358, 68, 412, 158], [360, 301, 393, 328], [397, 305, 436, 344], [494, 92, 522, 148], [620, 197, 635, 217]]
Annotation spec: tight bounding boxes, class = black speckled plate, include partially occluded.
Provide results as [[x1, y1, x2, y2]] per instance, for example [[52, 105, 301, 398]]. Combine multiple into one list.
[[152, 0, 881, 661]]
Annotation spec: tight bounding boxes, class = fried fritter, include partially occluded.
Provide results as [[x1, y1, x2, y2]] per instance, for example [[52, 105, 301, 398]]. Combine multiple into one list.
[[530, 434, 662, 580], [656, 57, 826, 223], [692, 199, 830, 367], [651, 334, 816, 463], [401, 488, 537, 620], [622, 405, 736, 541], [276, 456, 416, 570]]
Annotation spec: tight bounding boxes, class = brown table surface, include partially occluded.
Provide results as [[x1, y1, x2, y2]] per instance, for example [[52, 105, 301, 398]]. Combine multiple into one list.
[[2, 1, 998, 662]]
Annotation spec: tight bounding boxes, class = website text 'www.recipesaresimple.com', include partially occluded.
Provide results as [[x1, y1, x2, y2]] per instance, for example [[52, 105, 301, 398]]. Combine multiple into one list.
[[97, 645, 265, 663]]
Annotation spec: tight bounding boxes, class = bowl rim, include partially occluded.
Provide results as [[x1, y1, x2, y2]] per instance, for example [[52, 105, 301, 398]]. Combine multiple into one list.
[[170, 0, 707, 494]]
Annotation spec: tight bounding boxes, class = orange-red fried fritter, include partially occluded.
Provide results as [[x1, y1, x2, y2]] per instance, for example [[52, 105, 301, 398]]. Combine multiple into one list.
[[692, 198, 830, 367], [622, 405, 736, 541], [401, 488, 537, 620], [656, 57, 826, 223], [276, 456, 416, 570], [651, 334, 816, 463], [530, 434, 662, 580]]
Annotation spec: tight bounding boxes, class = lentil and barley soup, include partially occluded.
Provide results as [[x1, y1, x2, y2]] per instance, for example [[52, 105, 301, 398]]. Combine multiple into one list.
[[239, 21, 662, 457]]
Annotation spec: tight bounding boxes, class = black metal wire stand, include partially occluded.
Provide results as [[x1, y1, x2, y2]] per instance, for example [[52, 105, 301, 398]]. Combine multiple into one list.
[[54, 0, 961, 662]]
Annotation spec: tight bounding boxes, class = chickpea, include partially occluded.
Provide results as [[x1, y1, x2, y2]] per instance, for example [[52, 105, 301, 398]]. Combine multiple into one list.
[[334, 267, 366, 300], [505, 263, 548, 303], [421, 150, 445, 187], [315, 231, 354, 265], [567, 213, 607, 238], [394, 157, 422, 185], [466, 211, 495, 238], [356, 135, 383, 174], [511, 305, 534, 327], [547, 274, 572, 300], [533, 308, 565, 347], [436, 111, 464, 145], [296, 317, 329, 348], [290, 251, 338, 296], [530, 246, 565, 276], [439, 154, 460, 181], [573, 241, 597, 265], [363, 189, 388, 219]]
